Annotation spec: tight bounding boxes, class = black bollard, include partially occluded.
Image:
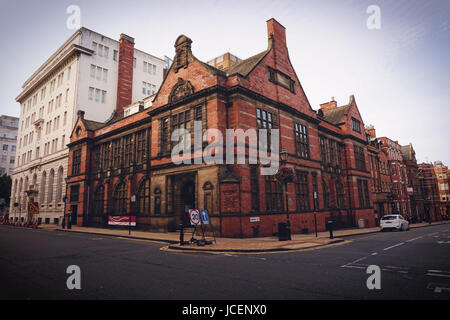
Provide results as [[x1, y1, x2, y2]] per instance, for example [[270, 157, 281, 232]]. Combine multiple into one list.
[[179, 224, 184, 246], [327, 220, 334, 239]]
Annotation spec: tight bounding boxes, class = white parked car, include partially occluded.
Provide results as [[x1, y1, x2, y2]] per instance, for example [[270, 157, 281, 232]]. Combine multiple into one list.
[[380, 215, 410, 231]]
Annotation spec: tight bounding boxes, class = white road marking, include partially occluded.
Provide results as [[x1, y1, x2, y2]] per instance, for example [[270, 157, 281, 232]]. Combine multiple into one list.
[[428, 269, 450, 274], [383, 242, 405, 251], [427, 283, 450, 294], [341, 255, 370, 267], [344, 265, 366, 269], [426, 273, 450, 278], [248, 257, 267, 261], [406, 236, 423, 242], [429, 232, 439, 236]]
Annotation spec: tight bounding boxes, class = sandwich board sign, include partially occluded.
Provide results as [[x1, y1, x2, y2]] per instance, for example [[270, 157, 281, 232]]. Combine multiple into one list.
[[200, 209, 209, 224], [189, 209, 201, 226]]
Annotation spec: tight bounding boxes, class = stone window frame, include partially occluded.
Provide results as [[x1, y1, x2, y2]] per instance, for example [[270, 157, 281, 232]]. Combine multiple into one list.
[[354, 144, 366, 171], [137, 178, 151, 216], [203, 182, 214, 215], [72, 148, 81, 176], [93, 185, 105, 216], [154, 187, 162, 215], [294, 122, 309, 159], [113, 181, 127, 215], [267, 66, 295, 93], [295, 171, 310, 212], [159, 103, 206, 157], [351, 117, 361, 133], [265, 176, 283, 213]]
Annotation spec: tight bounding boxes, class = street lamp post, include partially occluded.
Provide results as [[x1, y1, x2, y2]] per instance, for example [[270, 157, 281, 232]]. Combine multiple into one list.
[[280, 150, 292, 240]]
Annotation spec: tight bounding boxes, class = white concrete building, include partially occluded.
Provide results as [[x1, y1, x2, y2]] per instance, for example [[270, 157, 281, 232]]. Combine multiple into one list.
[[10, 27, 168, 224], [0, 115, 19, 176]]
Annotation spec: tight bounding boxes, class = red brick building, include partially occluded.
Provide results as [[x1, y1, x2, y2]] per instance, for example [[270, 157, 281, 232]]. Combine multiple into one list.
[[433, 161, 449, 218], [419, 163, 441, 222], [401, 144, 425, 222], [366, 125, 392, 224], [65, 19, 376, 237], [377, 137, 411, 218]]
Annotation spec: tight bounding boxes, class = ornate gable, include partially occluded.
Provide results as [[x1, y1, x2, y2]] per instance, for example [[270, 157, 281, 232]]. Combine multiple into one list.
[[169, 78, 194, 104], [172, 35, 194, 72]]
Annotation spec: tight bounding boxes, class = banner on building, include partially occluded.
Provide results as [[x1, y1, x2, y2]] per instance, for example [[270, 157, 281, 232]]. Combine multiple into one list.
[[407, 187, 414, 195], [108, 216, 136, 226]]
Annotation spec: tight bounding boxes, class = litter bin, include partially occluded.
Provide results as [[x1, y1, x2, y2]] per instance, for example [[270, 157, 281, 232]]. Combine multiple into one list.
[[278, 222, 289, 241], [358, 219, 365, 229]]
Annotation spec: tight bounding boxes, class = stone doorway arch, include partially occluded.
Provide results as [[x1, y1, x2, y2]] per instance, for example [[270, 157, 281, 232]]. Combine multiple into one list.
[[173, 173, 196, 227]]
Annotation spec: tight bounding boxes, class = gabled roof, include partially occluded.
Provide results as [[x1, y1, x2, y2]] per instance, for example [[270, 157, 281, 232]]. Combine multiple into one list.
[[322, 105, 351, 125], [84, 119, 105, 131], [223, 50, 269, 77]]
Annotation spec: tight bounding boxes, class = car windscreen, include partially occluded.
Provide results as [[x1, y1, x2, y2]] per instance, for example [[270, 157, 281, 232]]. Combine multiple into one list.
[[381, 216, 397, 221]]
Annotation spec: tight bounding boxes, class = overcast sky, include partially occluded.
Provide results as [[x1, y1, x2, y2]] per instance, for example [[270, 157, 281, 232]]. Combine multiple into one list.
[[0, 0, 449, 164]]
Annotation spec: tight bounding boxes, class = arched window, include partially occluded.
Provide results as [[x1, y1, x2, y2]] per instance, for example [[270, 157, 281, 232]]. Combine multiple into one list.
[[336, 180, 346, 209], [113, 182, 127, 215], [56, 167, 64, 202], [40, 172, 46, 204], [137, 179, 150, 216], [322, 179, 330, 209], [48, 169, 54, 203], [203, 182, 214, 215], [93, 185, 105, 216]]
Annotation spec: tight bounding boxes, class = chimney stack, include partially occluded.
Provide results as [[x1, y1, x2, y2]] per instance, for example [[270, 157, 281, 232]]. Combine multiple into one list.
[[366, 124, 376, 138], [116, 33, 135, 115], [267, 18, 287, 51], [319, 97, 337, 112]]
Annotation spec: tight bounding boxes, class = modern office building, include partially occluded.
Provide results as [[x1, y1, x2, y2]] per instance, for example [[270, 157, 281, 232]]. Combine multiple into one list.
[[10, 27, 168, 224]]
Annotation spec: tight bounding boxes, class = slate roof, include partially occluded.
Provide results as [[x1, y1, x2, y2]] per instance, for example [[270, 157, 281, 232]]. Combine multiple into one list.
[[224, 50, 269, 77], [83, 119, 105, 131], [322, 105, 351, 125]]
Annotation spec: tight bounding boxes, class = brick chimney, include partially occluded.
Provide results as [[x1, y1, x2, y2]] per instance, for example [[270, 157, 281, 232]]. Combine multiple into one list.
[[319, 97, 337, 112], [366, 124, 376, 138], [116, 33, 135, 115], [267, 18, 287, 53]]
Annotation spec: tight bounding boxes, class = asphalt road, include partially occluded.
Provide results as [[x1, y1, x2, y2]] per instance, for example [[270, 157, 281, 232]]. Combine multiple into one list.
[[0, 223, 449, 300]]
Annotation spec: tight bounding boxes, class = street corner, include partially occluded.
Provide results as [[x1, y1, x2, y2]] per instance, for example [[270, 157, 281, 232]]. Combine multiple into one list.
[[163, 237, 350, 254]]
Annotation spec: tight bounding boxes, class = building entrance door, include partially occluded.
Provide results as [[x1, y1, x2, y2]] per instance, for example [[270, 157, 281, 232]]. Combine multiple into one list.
[[71, 205, 78, 225], [173, 174, 196, 227]]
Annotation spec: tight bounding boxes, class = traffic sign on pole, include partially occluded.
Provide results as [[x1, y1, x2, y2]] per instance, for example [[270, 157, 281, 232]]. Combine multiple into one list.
[[200, 209, 209, 224], [189, 209, 201, 226]]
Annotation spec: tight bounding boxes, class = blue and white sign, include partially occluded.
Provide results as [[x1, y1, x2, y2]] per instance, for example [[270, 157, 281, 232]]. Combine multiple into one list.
[[200, 209, 209, 224]]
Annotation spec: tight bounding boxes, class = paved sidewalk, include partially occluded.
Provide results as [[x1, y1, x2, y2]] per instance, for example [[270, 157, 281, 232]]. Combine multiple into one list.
[[36, 220, 449, 253]]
